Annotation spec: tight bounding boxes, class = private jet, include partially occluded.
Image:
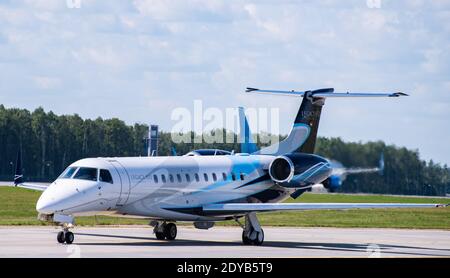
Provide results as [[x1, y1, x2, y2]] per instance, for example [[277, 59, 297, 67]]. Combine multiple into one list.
[[15, 88, 446, 245]]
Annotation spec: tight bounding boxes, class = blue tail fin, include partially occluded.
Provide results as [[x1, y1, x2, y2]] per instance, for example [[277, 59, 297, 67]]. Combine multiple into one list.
[[238, 107, 259, 154], [171, 147, 178, 156]]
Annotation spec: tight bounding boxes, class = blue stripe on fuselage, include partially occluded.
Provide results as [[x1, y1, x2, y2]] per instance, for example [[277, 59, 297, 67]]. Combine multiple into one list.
[[189, 155, 264, 195]]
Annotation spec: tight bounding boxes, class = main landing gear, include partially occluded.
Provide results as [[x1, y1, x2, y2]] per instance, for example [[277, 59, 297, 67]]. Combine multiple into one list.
[[57, 225, 75, 244], [152, 222, 177, 240], [237, 212, 264, 246]]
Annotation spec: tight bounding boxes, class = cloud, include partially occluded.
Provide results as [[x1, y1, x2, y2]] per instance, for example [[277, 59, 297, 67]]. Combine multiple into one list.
[[71, 47, 125, 68], [132, 0, 231, 21], [0, 0, 449, 164], [33, 76, 62, 90]]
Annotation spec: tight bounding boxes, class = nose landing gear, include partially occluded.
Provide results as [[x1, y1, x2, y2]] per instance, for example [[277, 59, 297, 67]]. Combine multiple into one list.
[[57, 225, 75, 244]]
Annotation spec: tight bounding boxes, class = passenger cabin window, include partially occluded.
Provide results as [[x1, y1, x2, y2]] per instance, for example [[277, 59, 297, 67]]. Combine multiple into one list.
[[240, 173, 245, 181], [212, 173, 217, 182], [73, 167, 98, 181], [231, 173, 236, 181], [204, 173, 209, 182], [194, 173, 200, 182], [59, 167, 77, 179], [161, 175, 166, 183], [169, 174, 174, 183], [99, 169, 113, 184], [185, 174, 191, 182], [153, 175, 158, 183], [222, 173, 227, 181], [177, 174, 182, 183]]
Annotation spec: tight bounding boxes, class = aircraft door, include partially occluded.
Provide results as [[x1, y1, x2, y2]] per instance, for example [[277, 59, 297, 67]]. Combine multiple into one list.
[[108, 160, 131, 206]]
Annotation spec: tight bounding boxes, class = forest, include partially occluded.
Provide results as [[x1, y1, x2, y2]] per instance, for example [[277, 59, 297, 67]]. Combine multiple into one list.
[[1, 105, 448, 196]]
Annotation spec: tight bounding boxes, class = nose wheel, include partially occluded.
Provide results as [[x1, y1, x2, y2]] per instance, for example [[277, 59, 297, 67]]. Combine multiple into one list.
[[57, 225, 75, 244]]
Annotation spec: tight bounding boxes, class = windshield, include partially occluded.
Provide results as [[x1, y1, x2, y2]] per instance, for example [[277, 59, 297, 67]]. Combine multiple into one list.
[[58, 167, 78, 179], [73, 167, 98, 181]]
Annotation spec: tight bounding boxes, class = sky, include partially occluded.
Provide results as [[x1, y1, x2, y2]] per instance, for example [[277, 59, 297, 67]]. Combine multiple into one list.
[[0, 0, 449, 165]]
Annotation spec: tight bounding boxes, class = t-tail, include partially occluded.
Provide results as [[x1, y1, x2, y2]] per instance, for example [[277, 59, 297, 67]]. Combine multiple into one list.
[[292, 88, 330, 153], [246, 87, 407, 156]]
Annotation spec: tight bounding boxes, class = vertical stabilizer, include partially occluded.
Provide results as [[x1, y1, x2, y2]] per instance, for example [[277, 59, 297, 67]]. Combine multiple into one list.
[[294, 89, 329, 153], [14, 148, 23, 185], [238, 107, 259, 154], [253, 89, 329, 155]]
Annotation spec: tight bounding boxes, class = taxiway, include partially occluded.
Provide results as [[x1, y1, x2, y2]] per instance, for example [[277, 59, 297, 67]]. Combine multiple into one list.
[[0, 226, 449, 258]]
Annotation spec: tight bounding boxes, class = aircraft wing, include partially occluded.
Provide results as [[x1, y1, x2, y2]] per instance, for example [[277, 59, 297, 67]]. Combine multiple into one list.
[[203, 202, 447, 213], [16, 183, 48, 192]]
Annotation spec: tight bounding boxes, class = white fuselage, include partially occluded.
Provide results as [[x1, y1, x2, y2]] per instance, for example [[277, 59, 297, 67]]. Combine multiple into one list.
[[36, 155, 291, 221]]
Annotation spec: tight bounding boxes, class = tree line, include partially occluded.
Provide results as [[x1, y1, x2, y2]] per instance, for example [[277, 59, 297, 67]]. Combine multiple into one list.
[[0, 105, 448, 196]]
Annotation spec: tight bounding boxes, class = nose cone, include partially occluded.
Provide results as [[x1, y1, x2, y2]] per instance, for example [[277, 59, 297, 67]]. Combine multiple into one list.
[[36, 200, 53, 214], [36, 183, 68, 214], [36, 179, 101, 214], [36, 191, 63, 214]]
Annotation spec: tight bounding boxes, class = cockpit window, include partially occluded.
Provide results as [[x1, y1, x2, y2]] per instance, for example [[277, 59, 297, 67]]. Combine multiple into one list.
[[58, 167, 78, 179], [73, 167, 98, 181], [99, 169, 113, 184]]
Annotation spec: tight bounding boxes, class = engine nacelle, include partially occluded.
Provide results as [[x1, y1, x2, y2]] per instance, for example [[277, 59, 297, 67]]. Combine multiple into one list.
[[322, 175, 342, 192], [268, 153, 332, 188]]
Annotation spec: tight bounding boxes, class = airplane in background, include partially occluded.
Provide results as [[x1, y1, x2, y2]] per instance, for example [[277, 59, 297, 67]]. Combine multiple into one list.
[[14, 87, 447, 246], [322, 154, 384, 192], [13, 149, 49, 191]]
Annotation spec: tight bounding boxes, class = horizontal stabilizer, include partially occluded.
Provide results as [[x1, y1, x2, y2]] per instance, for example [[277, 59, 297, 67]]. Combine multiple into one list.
[[246, 87, 408, 98]]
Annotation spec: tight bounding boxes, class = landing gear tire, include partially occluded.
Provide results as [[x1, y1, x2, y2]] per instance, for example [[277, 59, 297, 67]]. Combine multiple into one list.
[[242, 230, 252, 245], [57, 231, 65, 243], [57, 231, 74, 244], [155, 231, 166, 240], [239, 212, 264, 246], [242, 229, 264, 245], [164, 223, 177, 240], [253, 229, 264, 246], [65, 231, 74, 244]]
